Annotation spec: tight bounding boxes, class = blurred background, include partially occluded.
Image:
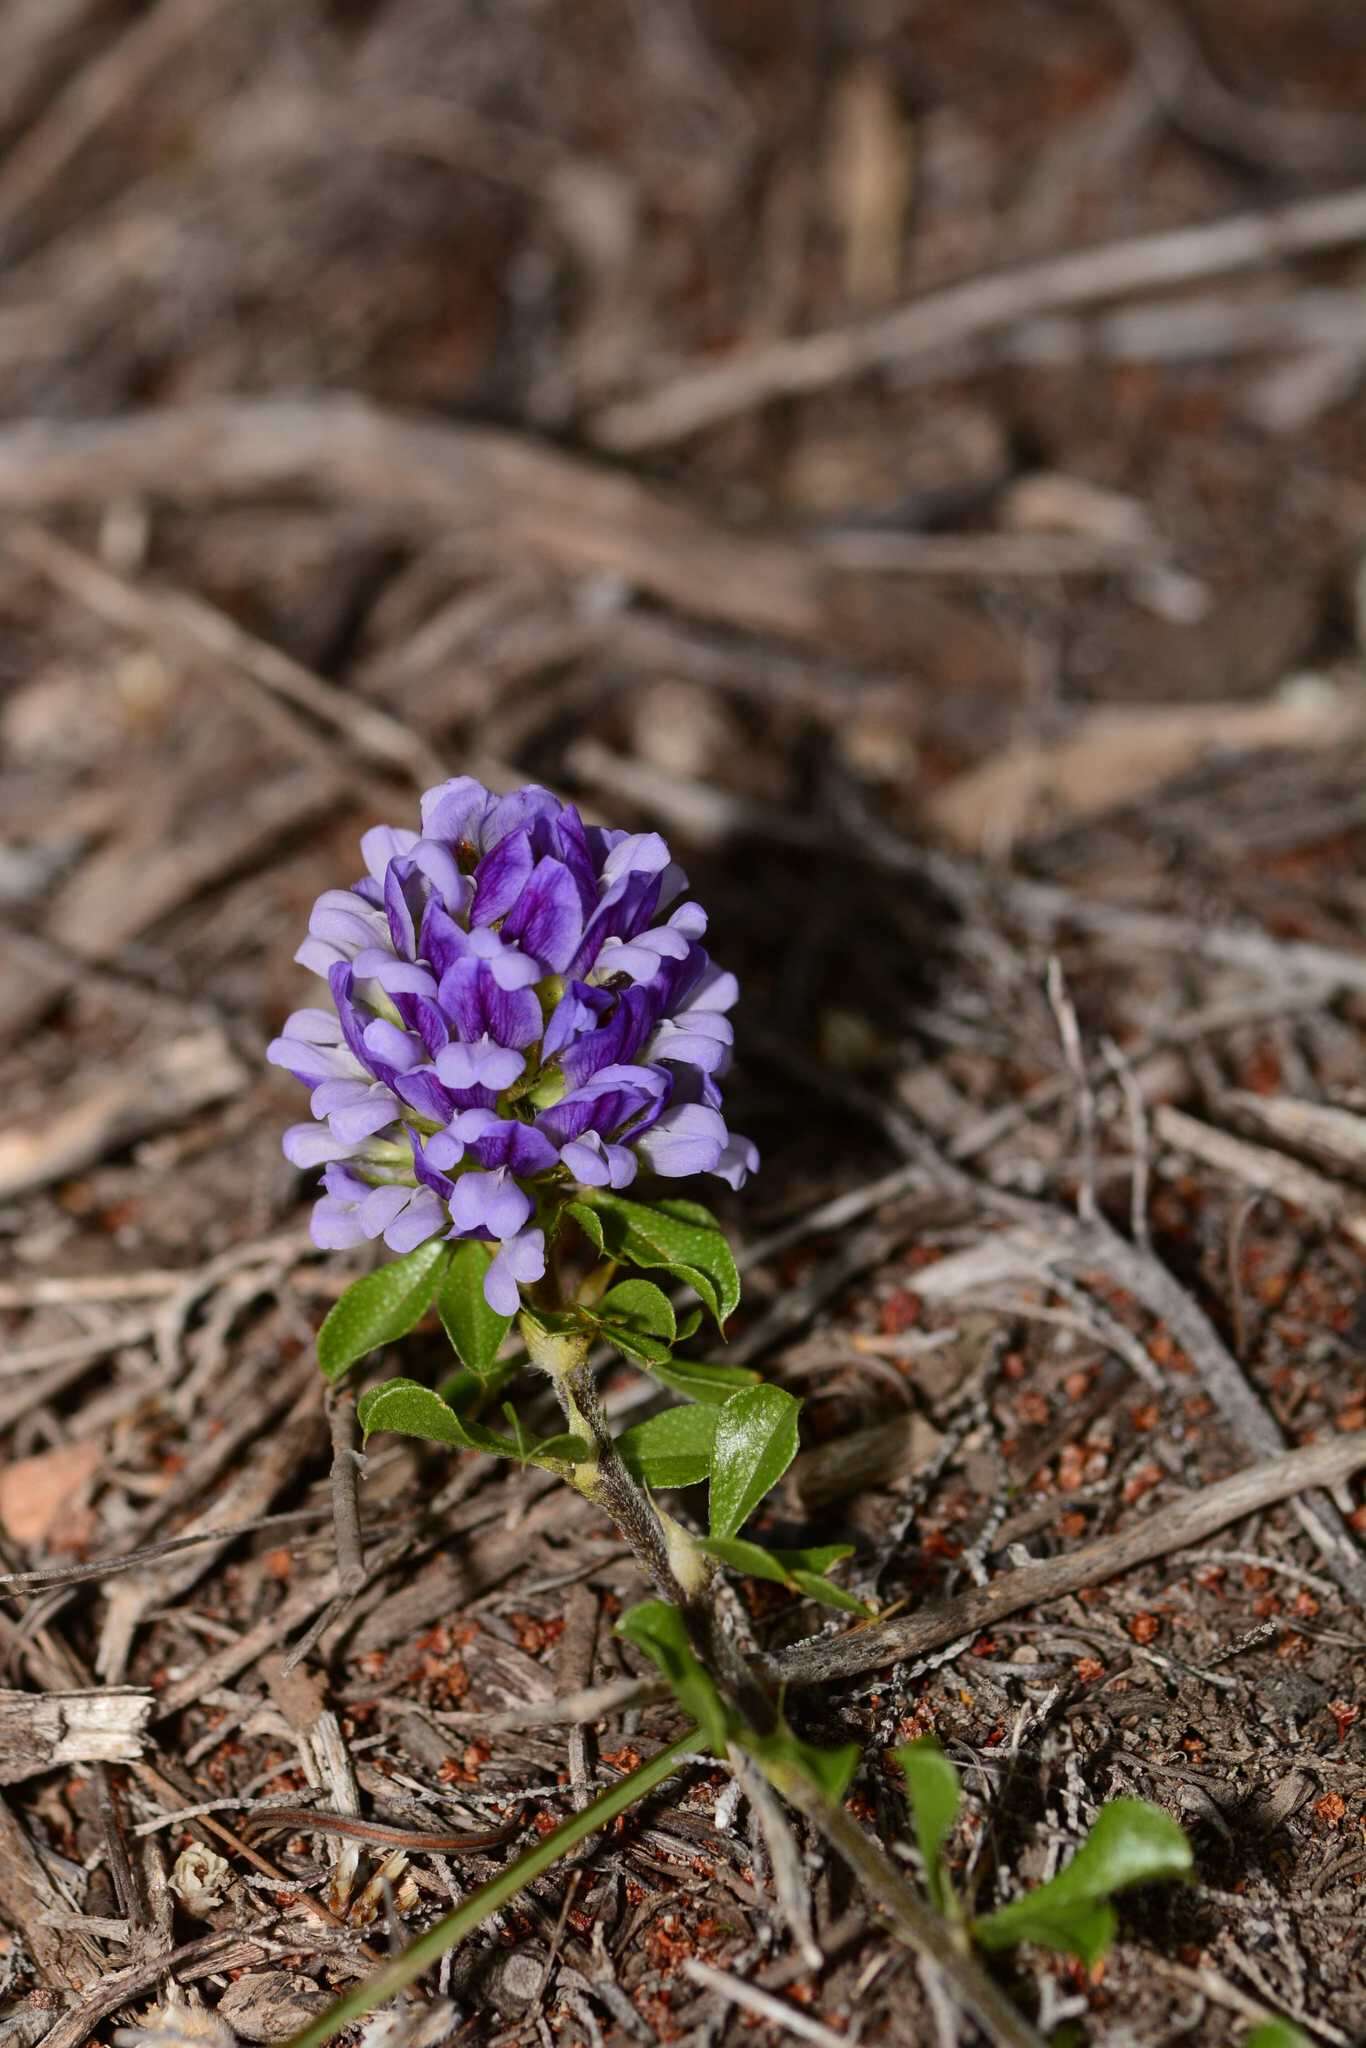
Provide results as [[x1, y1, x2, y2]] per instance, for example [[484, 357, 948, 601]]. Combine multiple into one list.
[[4, 0, 1366, 1255]]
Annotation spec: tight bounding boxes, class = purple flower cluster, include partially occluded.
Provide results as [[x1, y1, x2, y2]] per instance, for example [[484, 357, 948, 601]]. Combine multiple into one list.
[[269, 779, 757, 1314]]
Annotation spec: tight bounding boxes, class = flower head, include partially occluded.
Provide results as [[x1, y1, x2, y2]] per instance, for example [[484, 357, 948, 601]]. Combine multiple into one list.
[[270, 778, 757, 1310]]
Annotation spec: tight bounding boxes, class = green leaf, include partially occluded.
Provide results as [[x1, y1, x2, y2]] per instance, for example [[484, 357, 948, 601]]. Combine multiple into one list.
[[437, 1240, 513, 1378], [697, 1536, 871, 1613], [787, 1570, 872, 1616], [617, 1600, 730, 1754], [566, 1201, 605, 1255], [675, 1308, 703, 1343], [746, 1721, 860, 1806], [1245, 2025, 1310, 2048], [647, 1356, 760, 1405], [357, 1376, 518, 1460], [599, 1279, 676, 1344], [708, 1384, 801, 1540], [895, 1738, 962, 1918], [973, 1798, 1192, 1963], [316, 1240, 451, 1383], [617, 1404, 717, 1488], [580, 1193, 741, 1327]]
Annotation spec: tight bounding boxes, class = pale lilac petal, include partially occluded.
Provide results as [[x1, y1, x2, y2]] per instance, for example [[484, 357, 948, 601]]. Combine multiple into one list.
[[483, 1228, 545, 1315], [601, 832, 671, 889], [360, 825, 419, 884], [358, 1185, 411, 1237], [310, 1197, 368, 1250], [294, 935, 346, 978], [633, 1103, 727, 1178], [449, 1167, 531, 1240], [420, 776, 493, 846], [714, 1133, 760, 1189], [283, 1122, 362, 1169], [383, 1188, 445, 1253], [436, 1037, 526, 1091], [362, 1019, 422, 1073]]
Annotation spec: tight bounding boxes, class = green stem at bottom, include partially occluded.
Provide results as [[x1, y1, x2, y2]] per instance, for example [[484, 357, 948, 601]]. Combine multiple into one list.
[[763, 1760, 1048, 2048], [282, 1729, 699, 2048]]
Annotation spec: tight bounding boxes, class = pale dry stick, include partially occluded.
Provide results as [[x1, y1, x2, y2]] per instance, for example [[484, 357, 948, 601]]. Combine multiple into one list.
[[1103, 0, 1366, 176], [590, 181, 1366, 449], [776, 1433, 1366, 1687], [811, 530, 1158, 577], [0, 399, 827, 648], [682, 1960, 849, 2048], [1101, 1034, 1153, 1252], [430, 1673, 667, 1733], [1154, 1104, 1366, 1251], [0, 1505, 337, 1594], [726, 1748, 822, 1974], [0, 1316, 157, 1379], [0, 0, 232, 243], [4, 521, 432, 791], [325, 1387, 367, 1602], [1045, 956, 1099, 1225]]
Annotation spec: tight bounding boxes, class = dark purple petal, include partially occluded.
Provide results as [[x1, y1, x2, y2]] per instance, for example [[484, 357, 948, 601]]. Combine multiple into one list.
[[468, 1120, 558, 1177], [541, 982, 612, 1060], [556, 985, 659, 1089], [392, 1066, 456, 1125], [471, 830, 533, 926], [547, 804, 597, 918], [501, 857, 583, 974], [483, 787, 560, 850], [418, 900, 470, 980], [384, 859, 428, 959], [439, 958, 541, 1050]]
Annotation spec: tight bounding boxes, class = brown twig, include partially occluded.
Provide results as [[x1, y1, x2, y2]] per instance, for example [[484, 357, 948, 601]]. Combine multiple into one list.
[[777, 1433, 1366, 1687], [589, 182, 1366, 448]]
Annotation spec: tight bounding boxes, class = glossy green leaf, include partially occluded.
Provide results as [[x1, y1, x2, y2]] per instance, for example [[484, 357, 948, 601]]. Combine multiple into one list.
[[599, 1279, 676, 1344], [973, 1798, 1192, 1962], [437, 1239, 513, 1378], [1244, 2025, 1310, 2048], [616, 1403, 717, 1488], [895, 1738, 962, 1917], [747, 1721, 860, 1806], [697, 1536, 870, 1613], [316, 1240, 451, 1383], [579, 1193, 741, 1327], [617, 1600, 730, 1754], [646, 1356, 760, 1405], [358, 1377, 588, 1473], [674, 1308, 703, 1343], [566, 1201, 605, 1255], [357, 1375, 518, 1459], [708, 1384, 801, 1540]]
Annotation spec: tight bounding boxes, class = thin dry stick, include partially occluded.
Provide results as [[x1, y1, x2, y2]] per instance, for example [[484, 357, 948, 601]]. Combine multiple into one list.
[[1045, 956, 1098, 1225], [0, 0, 231, 241], [4, 521, 430, 790], [682, 1960, 848, 2048], [766, 1770, 1046, 2048], [590, 181, 1366, 448], [777, 1432, 1366, 1687], [326, 1388, 367, 1600]]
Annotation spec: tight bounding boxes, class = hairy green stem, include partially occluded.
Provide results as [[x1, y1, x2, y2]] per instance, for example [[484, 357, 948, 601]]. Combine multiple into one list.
[[282, 1730, 698, 2048], [762, 1759, 1048, 2048]]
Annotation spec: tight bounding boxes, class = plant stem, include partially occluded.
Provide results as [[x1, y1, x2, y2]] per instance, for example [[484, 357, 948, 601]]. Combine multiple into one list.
[[282, 1730, 699, 2048], [762, 1760, 1048, 2048]]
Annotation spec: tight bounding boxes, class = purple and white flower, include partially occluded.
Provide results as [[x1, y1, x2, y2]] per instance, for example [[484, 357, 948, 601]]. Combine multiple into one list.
[[269, 777, 757, 1311]]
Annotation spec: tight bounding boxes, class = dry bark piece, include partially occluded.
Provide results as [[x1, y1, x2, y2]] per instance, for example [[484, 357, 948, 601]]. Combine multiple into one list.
[[0, 1439, 102, 1546], [0, 1027, 247, 1199], [216, 1974, 332, 2045], [0, 1686, 151, 1782], [790, 1410, 945, 1510]]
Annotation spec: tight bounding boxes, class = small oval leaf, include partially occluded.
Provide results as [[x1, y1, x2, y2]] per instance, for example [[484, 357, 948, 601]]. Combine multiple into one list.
[[616, 1404, 717, 1488], [437, 1240, 513, 1377], [316, 1240, 450, 1383], [599, 1279, 677, 1344], [580, 1194, 741, 1327], [972, 1798, 1192, 1961], [708, 1384, 801, 1540]]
